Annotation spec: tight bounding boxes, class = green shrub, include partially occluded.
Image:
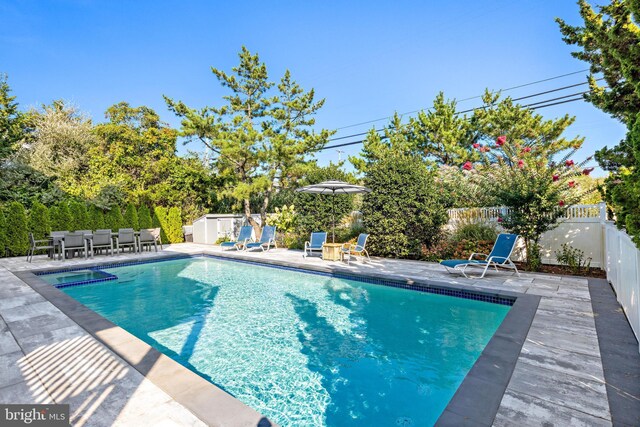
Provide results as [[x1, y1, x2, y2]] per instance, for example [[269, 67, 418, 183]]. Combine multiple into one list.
[[48, 206, 60, 231], [0, 209, 6, 256], [88, 205, 105, 230], [451, 221, 498, 244], [153, 206, 169, 243], [166, 207, 183, 243], [69, 201, 89, 231], [363, 153, 448, 258], [105, 206, 123, 230], [57, 203, 73, 231], [138, 205, 152, 229], [555, 243, 591, 274], [28, 202, 51, 240], [123, 203, 139, 230], [5, 202, 29, 256], [265, 205, 297, 234]]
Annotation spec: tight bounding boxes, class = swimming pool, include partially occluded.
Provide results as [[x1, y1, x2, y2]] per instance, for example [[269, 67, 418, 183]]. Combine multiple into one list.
[[47, 257, 510, 426]]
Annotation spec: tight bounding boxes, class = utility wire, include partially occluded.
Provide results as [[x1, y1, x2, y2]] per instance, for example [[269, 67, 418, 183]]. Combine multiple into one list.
[[334, 69, 592, 131], [318, 94, 588, 152], [327, 78, 603, 143]]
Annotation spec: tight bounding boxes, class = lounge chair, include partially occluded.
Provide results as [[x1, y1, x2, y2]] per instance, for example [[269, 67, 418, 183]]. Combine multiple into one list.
[[91, 229, 114, 256], [60, 232, 88, 260], [341, 233, 370, 264], [221, 226, 253, 251], [115, 229, 137, 254], [440, 233, 520, 279], [246, 226, 277, 252], [138, 228, 158, 252], [27, 233, 57, 263], [304, 232, 327, 258]]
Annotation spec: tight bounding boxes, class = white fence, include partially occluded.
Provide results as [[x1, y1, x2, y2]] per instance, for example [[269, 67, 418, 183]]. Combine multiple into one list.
[[449, 203, 640, 351], [447, 204, 607, 267], [603, 222, 640, 352]]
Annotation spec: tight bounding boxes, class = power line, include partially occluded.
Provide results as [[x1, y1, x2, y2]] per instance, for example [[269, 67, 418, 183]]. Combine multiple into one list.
[[334, 69, 592, 131], [318, 94, 589, 152]]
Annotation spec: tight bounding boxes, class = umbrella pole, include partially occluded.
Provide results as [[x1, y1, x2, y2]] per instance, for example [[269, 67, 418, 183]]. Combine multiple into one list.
[[332, 192, 335, 243]]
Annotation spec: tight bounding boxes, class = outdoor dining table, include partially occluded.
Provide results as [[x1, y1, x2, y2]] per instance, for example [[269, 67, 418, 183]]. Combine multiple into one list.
[[48, 231, 141, 260]]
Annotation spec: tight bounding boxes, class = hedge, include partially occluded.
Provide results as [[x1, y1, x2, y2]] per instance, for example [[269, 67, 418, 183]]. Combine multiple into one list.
[[28, 202, 51, 240], [0, 209, 6, 255], [153, 206, 169, 243], [105, 206, 123, 231], [69, 201, 89, 231], [5, 202, 29, 256], [166, 207, 183, 243], [138, 205, 152, 229], [123, 203, 139, 230]]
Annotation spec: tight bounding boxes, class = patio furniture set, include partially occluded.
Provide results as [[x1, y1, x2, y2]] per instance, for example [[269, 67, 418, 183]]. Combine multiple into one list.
[[27, 228, 163, 262]]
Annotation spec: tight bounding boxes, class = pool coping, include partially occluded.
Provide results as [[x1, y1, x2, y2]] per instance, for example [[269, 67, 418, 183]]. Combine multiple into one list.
[[15, 250, 540, 426]]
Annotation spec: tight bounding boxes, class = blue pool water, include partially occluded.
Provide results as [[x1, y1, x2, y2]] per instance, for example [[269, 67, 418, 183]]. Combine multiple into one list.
[[54, 257, 509, 426]]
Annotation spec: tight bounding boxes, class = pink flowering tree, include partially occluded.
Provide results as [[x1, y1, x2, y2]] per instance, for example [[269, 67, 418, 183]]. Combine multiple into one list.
[[466, 135, 595, 269]]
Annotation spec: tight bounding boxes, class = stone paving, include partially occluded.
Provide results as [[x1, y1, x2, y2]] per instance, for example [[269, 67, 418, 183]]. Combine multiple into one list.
[[0, 243, 613, 426]]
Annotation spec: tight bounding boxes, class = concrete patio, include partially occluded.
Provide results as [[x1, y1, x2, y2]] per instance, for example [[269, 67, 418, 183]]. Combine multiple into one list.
[[0, 243, 636, 426]]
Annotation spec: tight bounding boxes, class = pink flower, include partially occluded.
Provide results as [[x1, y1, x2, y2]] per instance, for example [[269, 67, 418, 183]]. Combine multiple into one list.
[[582, 167, 595, 175], [565, 159, 574, 167], [552, 175, 559, 182], [568, 181, 576, 188], [462, 161, 473, 171], [523, 147, 531, 153], [497, 217, 503, 223], [517, 159, 524, 168], [559, 200, 565, 207], [496, 135, 506, 146], [473, 143, 480, 149], [480, 146, 490, 153]]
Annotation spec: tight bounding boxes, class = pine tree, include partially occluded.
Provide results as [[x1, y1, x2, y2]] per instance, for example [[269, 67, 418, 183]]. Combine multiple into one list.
[[138, 205, 152, 229], [5, 202, 29, 255], [28, 202, 51, 240], [123, 203, 139, 230]]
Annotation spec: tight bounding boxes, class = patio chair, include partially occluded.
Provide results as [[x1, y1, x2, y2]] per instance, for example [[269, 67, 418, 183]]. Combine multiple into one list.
[[341, 233, 370, 264], [221, 226, 253, 251], [138, 228, 158, 252], [440, 233, 520, 279], [303, 232, 327, 258], [246, 225, 277, 252], [115, 229, 137, 254], [60, 232, 88, 261], [91, 229, 114, 256], [27, 233, 57, 263], [150, 228, 163, 250]]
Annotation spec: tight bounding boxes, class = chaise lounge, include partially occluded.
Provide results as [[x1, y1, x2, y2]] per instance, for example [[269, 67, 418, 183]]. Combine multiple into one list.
[[440, 233, 520, 278]]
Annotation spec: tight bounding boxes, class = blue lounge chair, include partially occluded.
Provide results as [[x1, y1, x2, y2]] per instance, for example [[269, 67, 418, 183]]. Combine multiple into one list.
[[440, 233, 520, 278], [304, 232, 327, 258], [341, 233, 370, 264], [221, 226, 253, 251], [246, 225, 277, 252]]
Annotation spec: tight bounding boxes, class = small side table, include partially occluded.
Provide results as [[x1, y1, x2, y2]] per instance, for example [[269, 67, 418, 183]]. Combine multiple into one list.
[[322, 243, 343, 261]]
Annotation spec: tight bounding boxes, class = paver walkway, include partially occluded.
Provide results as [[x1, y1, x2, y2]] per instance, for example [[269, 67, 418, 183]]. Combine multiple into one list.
[[0, 244, 613, 426]]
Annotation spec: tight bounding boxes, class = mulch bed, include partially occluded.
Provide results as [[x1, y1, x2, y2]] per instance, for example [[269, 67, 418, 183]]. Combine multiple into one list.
[[515, 262, 607, 278]]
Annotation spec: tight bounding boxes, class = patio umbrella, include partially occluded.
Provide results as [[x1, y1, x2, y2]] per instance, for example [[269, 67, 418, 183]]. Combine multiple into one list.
[[295, 180, 371, 243]]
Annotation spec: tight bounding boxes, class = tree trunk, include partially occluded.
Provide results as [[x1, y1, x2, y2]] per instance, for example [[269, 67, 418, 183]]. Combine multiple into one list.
[[244, 198, 260, 237]]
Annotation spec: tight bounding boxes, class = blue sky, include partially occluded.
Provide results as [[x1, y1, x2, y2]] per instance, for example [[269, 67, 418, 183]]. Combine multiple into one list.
[[0, 0, 626, 175]]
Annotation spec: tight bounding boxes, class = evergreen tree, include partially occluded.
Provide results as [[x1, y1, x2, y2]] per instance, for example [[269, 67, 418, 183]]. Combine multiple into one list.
[[57, 203, 73, 231], [166, 207, 183, 243], [138, 205, 152, 229], [48, 205, 60, 231], [5, 202, 29, 255], [0, 74, 29, 161], [153, 206, 169, 243], [105, 206, 123, 231], [557, 0, 640, 245], [165, 47, 333, 235], [88, 205, 105, 230], [28, 202, 51, 240], [69, 201, 89, 230], [123, 203, 139, 229], [0, 208, 6, 256]]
